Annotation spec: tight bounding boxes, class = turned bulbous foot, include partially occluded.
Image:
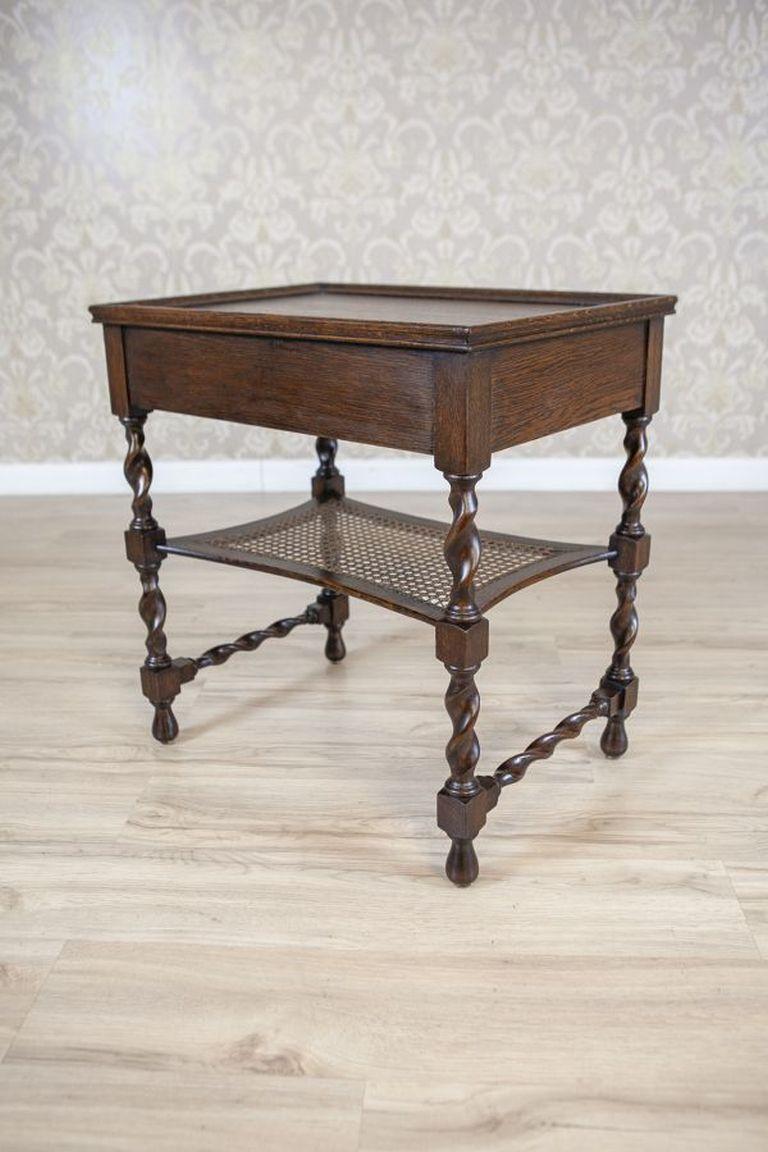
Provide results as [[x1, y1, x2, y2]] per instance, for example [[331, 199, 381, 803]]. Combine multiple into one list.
[[152, 702, 178, 743], [445, 838, 479, 886], [601, 716, 628, 758], [324, 629, 346, 663]]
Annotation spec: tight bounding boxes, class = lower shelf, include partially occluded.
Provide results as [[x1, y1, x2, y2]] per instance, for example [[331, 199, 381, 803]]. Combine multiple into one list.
[[160, 497, 614, 624]]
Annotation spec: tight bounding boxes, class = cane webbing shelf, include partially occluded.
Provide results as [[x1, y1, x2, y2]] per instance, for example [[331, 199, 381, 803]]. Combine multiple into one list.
[[160, 497, 613, 624]]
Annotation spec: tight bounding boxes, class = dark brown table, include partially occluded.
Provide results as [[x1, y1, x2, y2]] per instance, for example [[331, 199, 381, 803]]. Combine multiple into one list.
[[91, 283, 676, 885]]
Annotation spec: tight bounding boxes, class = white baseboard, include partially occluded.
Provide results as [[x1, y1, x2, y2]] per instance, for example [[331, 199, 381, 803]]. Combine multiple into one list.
[[0, 456, 766, 495]]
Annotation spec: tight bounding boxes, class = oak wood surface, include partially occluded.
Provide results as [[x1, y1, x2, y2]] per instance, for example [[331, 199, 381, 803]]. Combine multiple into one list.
[[197, 290, 585, 322], [433, 351, 492, 473], [100, 286, 675, 462], [90, 282, 676, 351], [643, 316, 666, 415], [124, 328, 435, 453], [490, 323, 646, 450], [0, 492, 766, 1150], [102, 326, 130, 418]]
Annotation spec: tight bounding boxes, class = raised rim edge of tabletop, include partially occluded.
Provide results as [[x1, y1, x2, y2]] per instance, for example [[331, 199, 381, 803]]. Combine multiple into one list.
[[89, 282, 678, 353]]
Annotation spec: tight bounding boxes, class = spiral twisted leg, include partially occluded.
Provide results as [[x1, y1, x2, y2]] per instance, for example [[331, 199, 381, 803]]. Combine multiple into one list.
[[444, 666, 481, 797], [601, 412, 652, 758], [310, 437, 349, 660], [120, 413, 179, 743], [443, 473, 482, 624], [435, 473, 495, 885], [441, 661, 483, 885]]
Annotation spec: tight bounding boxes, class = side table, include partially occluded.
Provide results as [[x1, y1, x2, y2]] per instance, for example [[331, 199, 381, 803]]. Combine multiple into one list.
[[90, 284, 676, 885]]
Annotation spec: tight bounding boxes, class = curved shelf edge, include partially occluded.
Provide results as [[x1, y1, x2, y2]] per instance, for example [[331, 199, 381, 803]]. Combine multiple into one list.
[[159, 497, 615, 626]]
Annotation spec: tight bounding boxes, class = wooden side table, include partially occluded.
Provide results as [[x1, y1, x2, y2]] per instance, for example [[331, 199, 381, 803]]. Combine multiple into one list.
[[90, 284, 676, 885]]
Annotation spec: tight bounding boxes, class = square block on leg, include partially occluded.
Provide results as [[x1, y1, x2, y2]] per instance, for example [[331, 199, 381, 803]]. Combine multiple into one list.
[[140, 657, 196, 703], [312, 475, 345, 500], [599, 675, 639, 716], [124, 527, 167, 566], [609, 532, 651, 575], [314, 589, 349, 629], [435, 617, 489, 667], [436, 777, 500, 840]]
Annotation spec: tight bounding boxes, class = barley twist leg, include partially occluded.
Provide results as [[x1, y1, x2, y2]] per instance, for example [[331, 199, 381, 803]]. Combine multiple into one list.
[[441, 661, 483, 885], [120, 413, 179, 743], [436, 473, 495, 885], [601, 412, 651, 758], [311, 436, 349, 661]]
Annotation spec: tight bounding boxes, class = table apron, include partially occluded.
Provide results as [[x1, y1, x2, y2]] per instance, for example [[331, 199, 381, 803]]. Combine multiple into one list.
[[120, 319, 653, 460], [123, 327, 435, 454], [490, 321, 648, 450]]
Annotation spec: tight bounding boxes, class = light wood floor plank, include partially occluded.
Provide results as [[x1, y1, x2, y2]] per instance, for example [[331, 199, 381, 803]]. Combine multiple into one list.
[[0, 492, 766, 1150], [360, 1078, 768, 1152], [0, 941, 62, 1062], [6, 941, 768, 1095], [726, 862, 768, 959], [0, 1062, 363, 1152], [0, 841, 756, 957]]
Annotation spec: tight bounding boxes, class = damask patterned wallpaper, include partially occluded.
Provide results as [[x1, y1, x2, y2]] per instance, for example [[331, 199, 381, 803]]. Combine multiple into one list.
[[1, 0, 766, 463]]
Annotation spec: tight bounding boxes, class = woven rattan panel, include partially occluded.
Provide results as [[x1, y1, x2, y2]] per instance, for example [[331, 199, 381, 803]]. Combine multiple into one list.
[[206, 499, 558, 613]]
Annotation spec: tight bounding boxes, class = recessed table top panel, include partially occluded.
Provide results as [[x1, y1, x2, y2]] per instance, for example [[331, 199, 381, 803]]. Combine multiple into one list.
[[195, 291, 581, 326], [90, 283, 676, 351]]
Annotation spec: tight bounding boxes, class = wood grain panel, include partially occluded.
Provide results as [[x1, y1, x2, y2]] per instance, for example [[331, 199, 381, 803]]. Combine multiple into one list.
[[490, 323, 646, 450], [433, 352, 492, 474], [644, 316, 665, 414], [102, 326, 130, 417], [124, 328, 434, 453]]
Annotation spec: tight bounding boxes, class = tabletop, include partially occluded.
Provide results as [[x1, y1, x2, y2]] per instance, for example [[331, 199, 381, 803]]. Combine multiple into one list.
[[91, 282, 675, 352]]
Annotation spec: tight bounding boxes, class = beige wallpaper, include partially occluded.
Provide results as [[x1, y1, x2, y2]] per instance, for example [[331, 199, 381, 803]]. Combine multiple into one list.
[[1, 0, 766, 464]]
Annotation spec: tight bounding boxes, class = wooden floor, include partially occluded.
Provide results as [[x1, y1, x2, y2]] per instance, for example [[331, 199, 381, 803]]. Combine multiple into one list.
[[0, 491, 766, 1151]]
